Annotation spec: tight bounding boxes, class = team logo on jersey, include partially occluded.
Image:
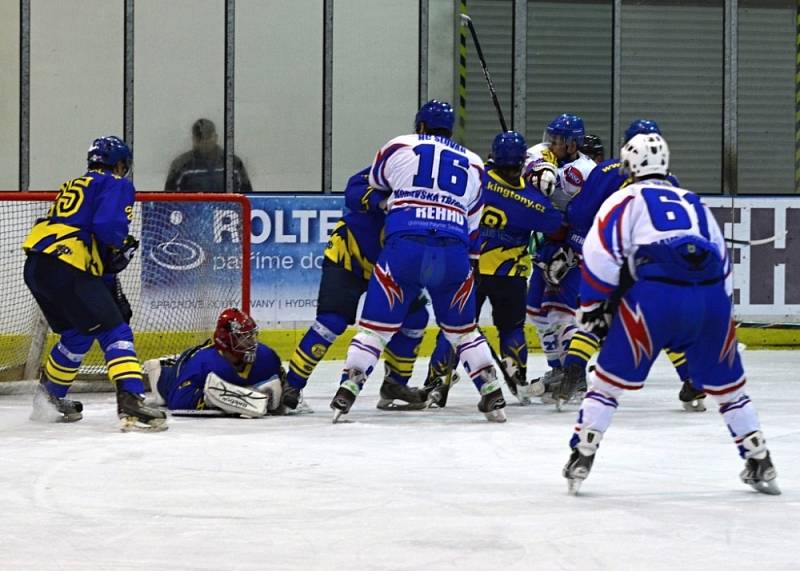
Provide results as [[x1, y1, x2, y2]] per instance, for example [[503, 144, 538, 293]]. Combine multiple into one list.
[[450, 269, 475, 313], [618, 299, 653, 367], [563, 165, 584, 187], [719, 318, 738, 367], [373, 262, 404, 310]]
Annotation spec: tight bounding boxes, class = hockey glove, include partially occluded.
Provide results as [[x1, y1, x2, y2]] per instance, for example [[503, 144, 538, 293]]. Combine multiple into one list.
[[106, 235, 140, 274], [543, 246, 579, 287], [579, 301, 613, 342], [525, 162, 557, 196], [105, 275, 133, 323]]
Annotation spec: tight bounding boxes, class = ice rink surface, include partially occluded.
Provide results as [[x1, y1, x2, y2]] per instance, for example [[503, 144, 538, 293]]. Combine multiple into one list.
[[1, 350, 798, 571]]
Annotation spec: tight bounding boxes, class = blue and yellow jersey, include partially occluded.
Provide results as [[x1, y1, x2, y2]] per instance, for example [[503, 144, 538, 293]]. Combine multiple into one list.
[[22, 170, 135, 276], [478, 167, 563, 277], [324, 167, 387, 280], [158, 341, 283, 410], [565, 158, 680, 253]]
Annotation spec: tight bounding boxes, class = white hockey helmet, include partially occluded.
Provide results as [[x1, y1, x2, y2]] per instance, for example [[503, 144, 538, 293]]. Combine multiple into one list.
[[620, 133, 670, 178]]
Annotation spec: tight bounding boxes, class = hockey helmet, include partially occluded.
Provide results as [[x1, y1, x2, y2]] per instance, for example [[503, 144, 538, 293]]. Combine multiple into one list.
[[620, 133, 670, 178], [214, 308, 259, 363], [87, 136, 132, 175], [580, 134, 604, 161], [491, 131, 527, 169], [415, 100, 455, 134], [624, 119, 661, 144], [545, 113, 585, 148]]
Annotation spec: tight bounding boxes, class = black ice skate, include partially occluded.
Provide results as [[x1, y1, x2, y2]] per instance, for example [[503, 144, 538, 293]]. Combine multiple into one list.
[[678, 380, 707, 412], [30, 382, 83, 423], [530, 367, 563, 401], [376, 376, 429, 411], [424, 371, 460, 409], [282, 383, 302, 410], [330, 369, 366, 423], [117, 389, 168, 432], [550, 362, 587, 411], [476, 369, 506, 423], [501, 358, 532, 406], [739, 431, 780, 495], [563, 429, 603, 495]]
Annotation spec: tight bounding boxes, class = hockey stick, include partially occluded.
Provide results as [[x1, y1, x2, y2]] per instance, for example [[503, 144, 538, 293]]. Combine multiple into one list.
[[459, 13, 508, 132], [725, 231, 786, 247]]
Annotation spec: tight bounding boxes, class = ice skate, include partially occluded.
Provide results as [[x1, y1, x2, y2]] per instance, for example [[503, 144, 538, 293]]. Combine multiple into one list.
[[330, 369, 365, 423], [502, 358, 532, 406], [117, 389, 168, 432], [476, 369, 506, 423], [282, 383, 302, 410], [530, 367, 563, 401], [551, 363, 586, 411], [739, 431, 780, 495], [678, 380, 706, 412], [30, 382, 83, 423], [425, 372, 459, 409], [376, 375, 429, 411], [563, 429, 603, 495]]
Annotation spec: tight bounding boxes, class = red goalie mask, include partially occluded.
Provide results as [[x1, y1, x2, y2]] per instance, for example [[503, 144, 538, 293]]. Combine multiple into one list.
[[214, 308, 258, 363]]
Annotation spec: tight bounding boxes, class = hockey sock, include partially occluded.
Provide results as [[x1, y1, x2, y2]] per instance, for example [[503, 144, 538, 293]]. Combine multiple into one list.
[[427, 330, 456, 382], [563, 330, 599, 370], [345, 329, 386, 380], [383, 303, 427, 384], [569, 370, 624, 448], [98, 323, 145, 394], [709, 388, 762, 458], [42, 329, 93, 398], [665, 349, 690, 382], [498, 327, 527, 379], [447, 329, 494, 391], [286, 313, 347, 390]]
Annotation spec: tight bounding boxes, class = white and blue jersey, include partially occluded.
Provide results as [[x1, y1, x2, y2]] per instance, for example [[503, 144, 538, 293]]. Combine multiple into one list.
[[370, 133, 484, 257]]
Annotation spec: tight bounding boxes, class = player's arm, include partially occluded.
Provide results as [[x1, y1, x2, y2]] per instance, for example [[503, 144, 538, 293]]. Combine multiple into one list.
[[467, 165, 485, 262], [93, 177, 135, 249], [345, 166, 388, 213], [368, 136, 409, 191]]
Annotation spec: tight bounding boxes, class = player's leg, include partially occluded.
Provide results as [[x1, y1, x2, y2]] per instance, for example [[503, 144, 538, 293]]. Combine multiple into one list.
[[424, 329, 458, 408], [332, 239, 421, 420], [563, 283, 669, 493], [426, 240, 505, 422], [23, 254, 90, 422], [485, 275, 531, 404], [685, 287, 779, 495], [544, 270, 588, 404], [667, 349, 706, 411], [284, 261, 365, 409], [378, 295, 430, 410]]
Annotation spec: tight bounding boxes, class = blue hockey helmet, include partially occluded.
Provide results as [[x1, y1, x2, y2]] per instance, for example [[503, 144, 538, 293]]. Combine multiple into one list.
[[414, 100, 455, 134], [87, 136, 132, 175], [624, 119, 661, 144], [491, 131, 527, 168], [545, 113, 585, 147]]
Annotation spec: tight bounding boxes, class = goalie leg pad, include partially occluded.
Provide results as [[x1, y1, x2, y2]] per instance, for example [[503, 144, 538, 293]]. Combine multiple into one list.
[[204, 373, 269, 418]]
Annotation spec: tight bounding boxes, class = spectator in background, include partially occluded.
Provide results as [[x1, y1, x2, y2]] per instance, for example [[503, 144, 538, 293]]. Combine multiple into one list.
[[164, 118, 253, 193]]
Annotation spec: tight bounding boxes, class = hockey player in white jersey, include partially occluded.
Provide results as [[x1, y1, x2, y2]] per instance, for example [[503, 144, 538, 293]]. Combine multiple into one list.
[[523, 114, 597, 402], [562, 133, 779, 495], [329, 100, 505, 422]]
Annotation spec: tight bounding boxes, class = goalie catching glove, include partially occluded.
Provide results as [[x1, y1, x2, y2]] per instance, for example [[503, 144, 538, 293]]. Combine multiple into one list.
[[105, 234, 139, 274], [578, 301, 613, 342]]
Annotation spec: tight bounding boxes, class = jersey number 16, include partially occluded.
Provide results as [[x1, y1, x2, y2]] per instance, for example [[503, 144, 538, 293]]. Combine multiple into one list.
[[412, 144, 469, 197]]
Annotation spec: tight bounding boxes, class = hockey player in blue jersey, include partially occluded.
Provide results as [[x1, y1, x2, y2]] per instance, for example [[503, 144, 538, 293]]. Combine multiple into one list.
[[550, 119, 704, 411], [562, 133, 779, 495], [22, 136, 167, 431], [425, 131, 564, 406], [331, 100, 505, 422], [145, 308, 286, 417], [281, 167, 431, 412]]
